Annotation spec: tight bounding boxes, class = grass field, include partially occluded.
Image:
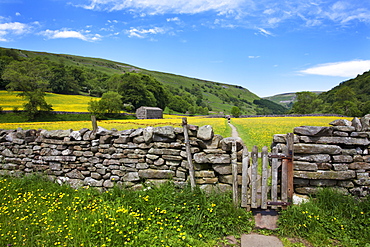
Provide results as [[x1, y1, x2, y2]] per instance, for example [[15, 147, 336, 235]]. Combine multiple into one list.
[[231, 116, 352, 149], [0, 115, 352, 149], [0, 175, 253, 247], [0, 91, 94, 112]]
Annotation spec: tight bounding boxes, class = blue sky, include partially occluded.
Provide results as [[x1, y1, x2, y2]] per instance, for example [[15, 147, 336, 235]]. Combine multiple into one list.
[[1, 0, 370, 97]]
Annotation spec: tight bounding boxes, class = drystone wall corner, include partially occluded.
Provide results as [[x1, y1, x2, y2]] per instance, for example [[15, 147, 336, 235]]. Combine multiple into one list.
[[272, 116, 370, 197]]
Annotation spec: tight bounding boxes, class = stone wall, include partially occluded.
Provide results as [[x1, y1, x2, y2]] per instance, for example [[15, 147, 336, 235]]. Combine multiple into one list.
[[272, 116, 370, 197], [0, 125, 243, 191], [2, 117, 370, 197]]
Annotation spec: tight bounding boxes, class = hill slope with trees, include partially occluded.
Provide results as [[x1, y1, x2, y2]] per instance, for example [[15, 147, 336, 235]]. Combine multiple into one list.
[[0, 47, 286, 118], [291, 71, 370, 117]]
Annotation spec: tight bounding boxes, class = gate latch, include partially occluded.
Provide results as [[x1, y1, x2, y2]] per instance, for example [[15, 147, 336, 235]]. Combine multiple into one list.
[[267, 201, 291, 206]]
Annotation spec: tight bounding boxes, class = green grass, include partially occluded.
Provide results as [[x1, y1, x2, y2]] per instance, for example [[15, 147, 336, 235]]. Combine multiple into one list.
[[0, 175, 253, 247], [278, 188, 370, 246]]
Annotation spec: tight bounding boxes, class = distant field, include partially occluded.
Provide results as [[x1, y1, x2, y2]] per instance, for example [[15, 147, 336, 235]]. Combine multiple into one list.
[[231, 116, 352, 150], [0, 91, 94, 112], [0, 116, 352, 149], [0, 117, 231, 138]]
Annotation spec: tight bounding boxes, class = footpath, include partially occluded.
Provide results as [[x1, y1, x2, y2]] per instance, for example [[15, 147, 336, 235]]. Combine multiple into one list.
[[226, 122, 284, 247]]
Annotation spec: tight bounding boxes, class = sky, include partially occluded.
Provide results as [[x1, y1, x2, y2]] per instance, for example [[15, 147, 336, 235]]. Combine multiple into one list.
[[1, 0, 370, 97]]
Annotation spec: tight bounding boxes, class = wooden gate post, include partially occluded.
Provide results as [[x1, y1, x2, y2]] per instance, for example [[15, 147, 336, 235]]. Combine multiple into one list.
[[182, 118, 196, 190], [286, 133, 294, 203], [281, 133, 294, 207]]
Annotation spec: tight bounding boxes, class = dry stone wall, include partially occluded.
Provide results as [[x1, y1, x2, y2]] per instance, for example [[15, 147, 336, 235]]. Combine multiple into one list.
[[272, 116, 370, 197], [0, 125, 244, 192]]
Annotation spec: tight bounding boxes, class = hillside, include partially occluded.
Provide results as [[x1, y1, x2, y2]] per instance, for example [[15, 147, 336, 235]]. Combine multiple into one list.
[[0, 47, 285, 115], [265, 91, 324, 109]]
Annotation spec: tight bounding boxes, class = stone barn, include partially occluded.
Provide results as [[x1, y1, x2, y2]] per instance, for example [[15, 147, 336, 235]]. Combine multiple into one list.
[[136, 106, 163, 119]]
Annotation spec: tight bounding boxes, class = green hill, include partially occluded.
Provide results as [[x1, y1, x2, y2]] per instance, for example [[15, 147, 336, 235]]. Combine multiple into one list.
[[265, 91, 323, 109], [0, 47, 286, 115]]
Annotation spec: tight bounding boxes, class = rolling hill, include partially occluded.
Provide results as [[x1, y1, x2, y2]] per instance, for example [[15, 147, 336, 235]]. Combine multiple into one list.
[[0, 47, 286, 115], [264, 91, 324, 109]]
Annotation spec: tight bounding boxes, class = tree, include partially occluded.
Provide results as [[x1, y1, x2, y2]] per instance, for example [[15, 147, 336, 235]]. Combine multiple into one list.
[[167, 95, 191, 113], [49, 63, 79, 94], [2, 57, 53, 119], [108, 73, 167, 109], [231, 106, 241, 117], [292, 91, 322, 114], [88, 91, 123, 118], [330, 86, 361, 116]]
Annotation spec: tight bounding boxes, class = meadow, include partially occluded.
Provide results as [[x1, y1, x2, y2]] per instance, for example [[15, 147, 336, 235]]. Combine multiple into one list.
[[0, 115, 351, 149], [231, 116, 352, 150], [0, 91, 93, 112], [0, 175, 253, 247], [1, 176, 369, 247]]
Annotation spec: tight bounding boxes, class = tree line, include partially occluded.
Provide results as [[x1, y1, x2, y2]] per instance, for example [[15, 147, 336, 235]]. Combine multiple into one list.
[[291, 76, 370, 117], [0, 48, 211, 119]]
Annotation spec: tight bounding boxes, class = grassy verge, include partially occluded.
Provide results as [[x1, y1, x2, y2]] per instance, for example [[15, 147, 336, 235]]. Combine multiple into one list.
[[0, 175, 253, 247], [278, 188, 370, 246]]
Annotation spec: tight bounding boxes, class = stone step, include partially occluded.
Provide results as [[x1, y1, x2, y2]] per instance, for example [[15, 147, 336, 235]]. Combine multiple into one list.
[[252, 209, 279, 230]]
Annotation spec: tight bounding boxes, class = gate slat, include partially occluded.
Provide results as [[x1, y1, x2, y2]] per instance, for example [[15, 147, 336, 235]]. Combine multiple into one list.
[[241, 146, 250, 209], [261, 146, 269, 209], [271, 147, 279, 209], [231, 141, 238, 206], [281, 158, 288, 205], [251, 146, 258, 208]]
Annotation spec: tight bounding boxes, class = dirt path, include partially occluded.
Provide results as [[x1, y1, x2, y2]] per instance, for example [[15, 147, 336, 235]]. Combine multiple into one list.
[[228, 122, 239, 138]]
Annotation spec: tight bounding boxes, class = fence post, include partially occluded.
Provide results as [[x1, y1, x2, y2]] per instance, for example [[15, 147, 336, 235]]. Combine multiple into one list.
[[231, 140, 238, 206], [182, 118, 196, 190], [91, 115, 98, 133]]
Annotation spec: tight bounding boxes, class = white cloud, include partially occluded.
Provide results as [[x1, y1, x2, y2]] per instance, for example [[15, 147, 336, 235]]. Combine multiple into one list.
[[81, 0, 246, 16], [256, 28, 273, 36], [126, 27, 166, 38], [15, 12, 21, 16], [40, 29, 101, 41], [76, 0, 370, 31], [0, 22, 28, 34], [299, 60, 370, 77], [248, 56, 260, 59], [167, 17, 180, 22], [0, 21, 31, 41]]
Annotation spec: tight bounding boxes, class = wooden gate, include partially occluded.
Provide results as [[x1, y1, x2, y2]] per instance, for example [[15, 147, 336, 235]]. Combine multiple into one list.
[[232, 133, 294, 210]]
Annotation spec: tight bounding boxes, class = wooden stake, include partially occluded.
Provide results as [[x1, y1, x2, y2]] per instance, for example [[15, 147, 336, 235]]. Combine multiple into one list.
[[91, 115, 98, 133], [182, 118, 196, 189]]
